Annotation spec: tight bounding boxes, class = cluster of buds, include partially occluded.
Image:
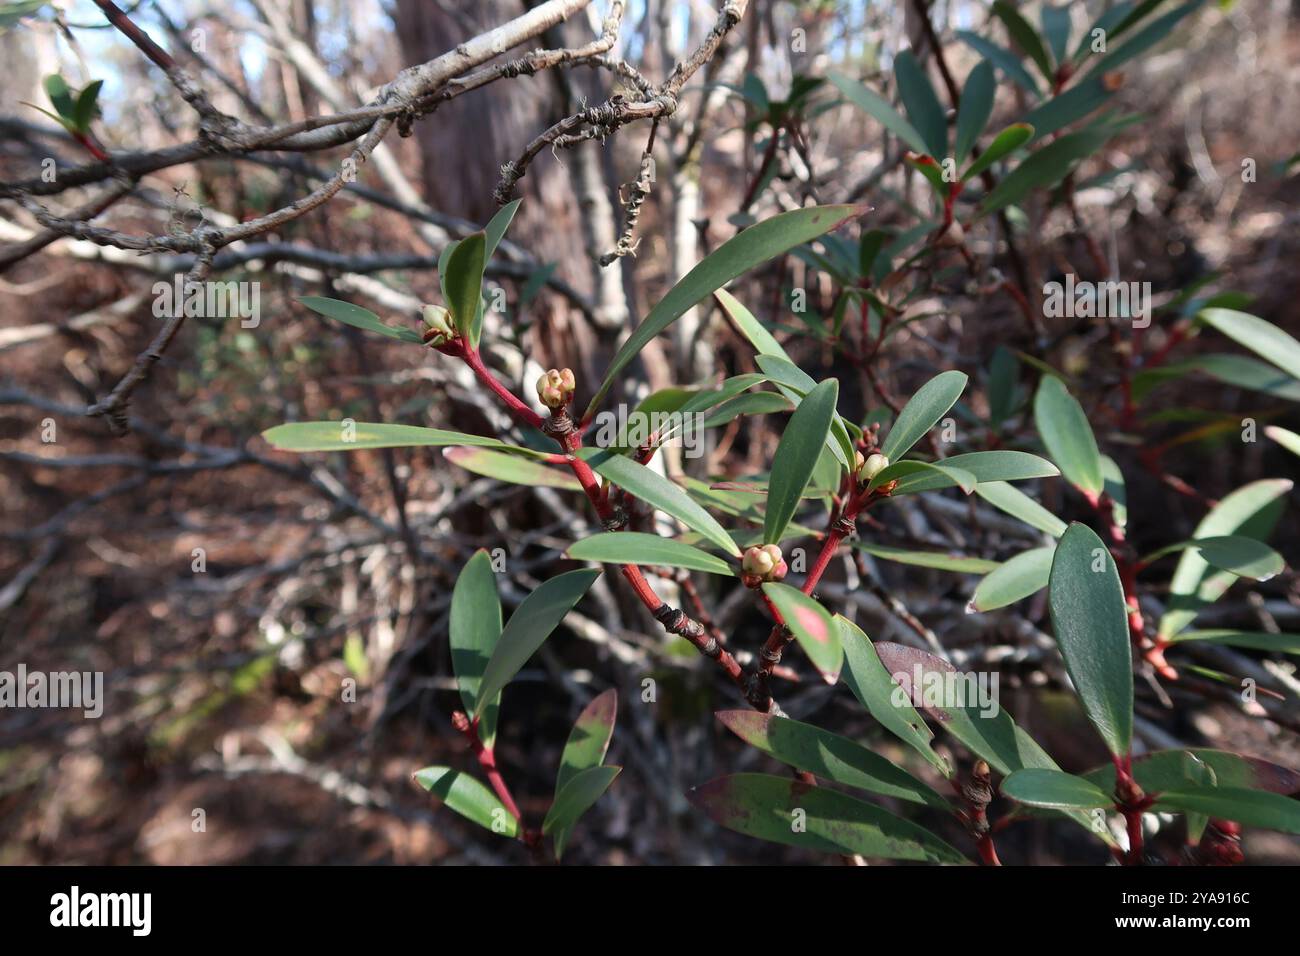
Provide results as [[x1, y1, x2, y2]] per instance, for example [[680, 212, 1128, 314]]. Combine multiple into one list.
[[741, 544, 787, 589], [421, 304, 456, 349], [855, 450, 889, 482], [536, 368, 576, 410]]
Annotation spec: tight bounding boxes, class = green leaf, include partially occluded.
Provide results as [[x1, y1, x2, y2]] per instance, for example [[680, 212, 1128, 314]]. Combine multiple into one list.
[[577, 449, 740, 557], [72, 79, 102, 132], [1084, 748, 1300, 797], [300, 296, 423, 343], [715, 288, 791, 361], [987, 345, 1020, 425], [1158, 479, 1292, 638], [978, 128, 1112, 217], [443, 230, 486, 340], [1021, 78, 1113, 142], [1265, 425, 1300, 458], [686, 773, 967, 863], [450, 551, 502, 747], [962, 123, 1034, 181], [1135, 354, 1300, 403], [43, 73, 74, 120], [975, 481, 1068, 537], [838, 617, 950, 776], [1101, 455, 1128, 529], [443, 446, 582, 490], [586, 205, 859, 418], [484, 199, 521, 258], [762, 583, 841, 683], [971, 546, 1055, 611], [887, 450, 1059, 495], [880, 370, 968, 460], [956, 32, 1041, 96], [765, 379, 839, 543], [1198, 308, 1300, 381], [852, 543, 998, 574], [700, 392, 793, 428], [1095, 0, 1202, 73], [1166, 630, 1300, 656], [828, 72, 928, 154], [567, 532, 735, 576], [870, 459, 977, 495], [1002, 768, 1112, 810], [1154, 787, 1300, 836], [1048, 523, 1133, 757], [543, 765, 621, 851], [414, 767, 517, 837], [992, 0, 1054, 82], [1143, 536, 1284, 581], [1040, 5, 1073, 64], [752, 355, 854, 468], [1034, 375, 1103, 495], [716, 711, 950, 810], [473, 568, 600, 718], [954, 61, 995, 162], [551, 689, 617, 858], [262, 421, 513, 453], [894, 50, 947, 159]]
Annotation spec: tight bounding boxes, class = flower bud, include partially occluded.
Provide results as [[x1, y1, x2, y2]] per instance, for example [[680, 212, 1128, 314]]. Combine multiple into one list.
[[741, 544, 787, 587], [536, 368, 575, 410], [861, 453, 889, 481], [936, 220, 965, 248], [854, 450, 866, 473], [420, 304, 455, 347]]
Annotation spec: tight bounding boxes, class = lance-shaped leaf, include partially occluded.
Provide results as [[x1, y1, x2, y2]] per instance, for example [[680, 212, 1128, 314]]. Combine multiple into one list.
[[717, 711, 950, 810], [1166, 630, 1300, 656], [701, 392, 793, 428], [976, 481, 1068, 537], [1040, 4, 1073, 64], [971, 546, 1055, 612], [869, 459, 977, 495], [484, 198, 521, 258], [954, 61, 995, 161], [444, 447, 582, 491], [686, 773, 968, 863], [894, 50, 947, 159], [43, 73, 75, 120], [762, 583, 841, 683], [880, 370, 968, 460], [1001, 768, 1112, 810], [765, 379, 839, 543], [550, 689, 618, 858], [577, 449, 740, 557], [1021, 78, 1113, 143], [962, 123, 1034, 181], [263, 421, 521, 453], [543, 765, 621, 840], [753, 355, 855, 467], [1198, 308, 1300, 381], [473, 568, 600, 718], [450, 550, 503, 747], [1153, 788, 1300, 836], [978, 128, 1113, 217], [585, 205, 859, 418], [838, 618, 950, 776], [73, 79, 103, 132], [1048, 523, 1133, 757], [1142, 536, 1284, 582], [1158, 479, 1292, 638], [414, 767, 518, 838], [1266, 425, 1300, 458], [956, 32, 1041, 96], [442, 230, 486, 340], [992, 0, 1054, 82], [1095, 0, 1202, 73], [1034, 375, 1103, 495], [828, 72, 928, 155], [886, 450, 1059, 495], [1083, 748, 1300, 797], [716, 288, 791, 361], [567, 532, 735, 576], [300, 296, 423, 343], [853, 543, 997, 575]]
